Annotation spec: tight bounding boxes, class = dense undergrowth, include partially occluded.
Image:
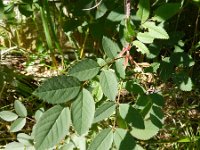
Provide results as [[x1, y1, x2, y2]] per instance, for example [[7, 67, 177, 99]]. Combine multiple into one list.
[[0, 0, 200, 149]]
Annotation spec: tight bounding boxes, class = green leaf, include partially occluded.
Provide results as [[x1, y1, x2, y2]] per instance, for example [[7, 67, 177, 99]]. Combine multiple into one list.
[[170, 52, 195, 67], [149, 93, 165, 107], [93, 101, 116, 123], [33, 75, 81, 104], [114, 128, 136, 150], [154, 3, 181, 22], [95, 3, 107, 19], [137, 32, 154, 44], [99, 70, 118, 101], [132, 40, 150, 55], [135, 144, 145, 150], [91, 81, 103, 102], [107, 7, 125, 22], [125, 81, 146, 95], [14, 100, 27, 117], [136, 0, 150, 23], [68, 59, 100, 81], [88, 128, 113, 150], [115, 58, 126, 79], [71, 89, 95, 136], [60, 142, 75, 150], [17, 133, 33, 146], [0, 111, 18, 122], [119, 104, 144, 129], [34, 105, 71, 150], [102, 36, 121, 59], [18, 3, 33, 17], [173, 72, 193, 91], [142, 22, 169, 39], [71, 134, 86, 150], [5, 142, 27, 150], [10, 118, 26, 132], [34, 108, 45, 122], [130, 120, 159, 140], [159, 57, 174, 81]]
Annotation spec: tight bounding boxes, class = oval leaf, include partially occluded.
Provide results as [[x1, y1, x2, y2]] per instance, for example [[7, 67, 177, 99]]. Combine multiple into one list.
[[5, 142, 26, 150], [102, 36, 121, 58], [99, 70, 118, 101], [71, 89, 95, 136], [115, 58, 126, 79], [154, 3, 181, 22], [93, 101, 116, 123], [136, 0, 150, 23], [88, 128, 113, 150], [17, 133, 33, 146], [34, 105, 71, 150], [119, 104, 144, 129], [114, 128, 136, 150], [33, 76, 81, 104], [130, 120, 159, 140], [10, 118, 26, 132], [68, 59, 100, 81], [0, 111, 18, 122], [14, 100, 27, 117]]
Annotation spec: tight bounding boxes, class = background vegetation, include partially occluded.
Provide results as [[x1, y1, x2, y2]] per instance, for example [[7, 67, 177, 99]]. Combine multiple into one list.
[[0, 0, 200, 149]]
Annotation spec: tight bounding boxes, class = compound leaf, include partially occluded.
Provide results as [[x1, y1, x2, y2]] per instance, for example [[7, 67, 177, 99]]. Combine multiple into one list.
[[71, 89, 95, 136], [33, 76, 81, 104], [68, 59, 100, 81], [34, 105, 70, 150]]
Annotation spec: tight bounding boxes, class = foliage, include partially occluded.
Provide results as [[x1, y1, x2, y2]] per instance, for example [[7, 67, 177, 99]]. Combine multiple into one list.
[[0, 0, 200, 149]]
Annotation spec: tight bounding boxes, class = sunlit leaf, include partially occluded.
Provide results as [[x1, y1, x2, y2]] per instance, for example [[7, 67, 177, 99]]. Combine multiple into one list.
[[88, 128, 113, 150], [71, 89, 95, 135], [114, 128, 136, 150], [132, 40, 150, 55], [136, 0, 150, 23], [115, 58, 126, 79], [34, 105, 71, 150], [33, 76, 81, 104], [102, 36, 121, 59], [10, 118, 26, 132], [131, 120, 159, 140], [137, 32, 154, 44], [142, 22, 169, 39], [99, 70, 118, 101], [119, 104, 144, 129], [17, 133, 33, 146], [0, 111, 18, 122], [68, 59, 100, 81], [14, 100, 27, 117], [93, 101, 116, 123]]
